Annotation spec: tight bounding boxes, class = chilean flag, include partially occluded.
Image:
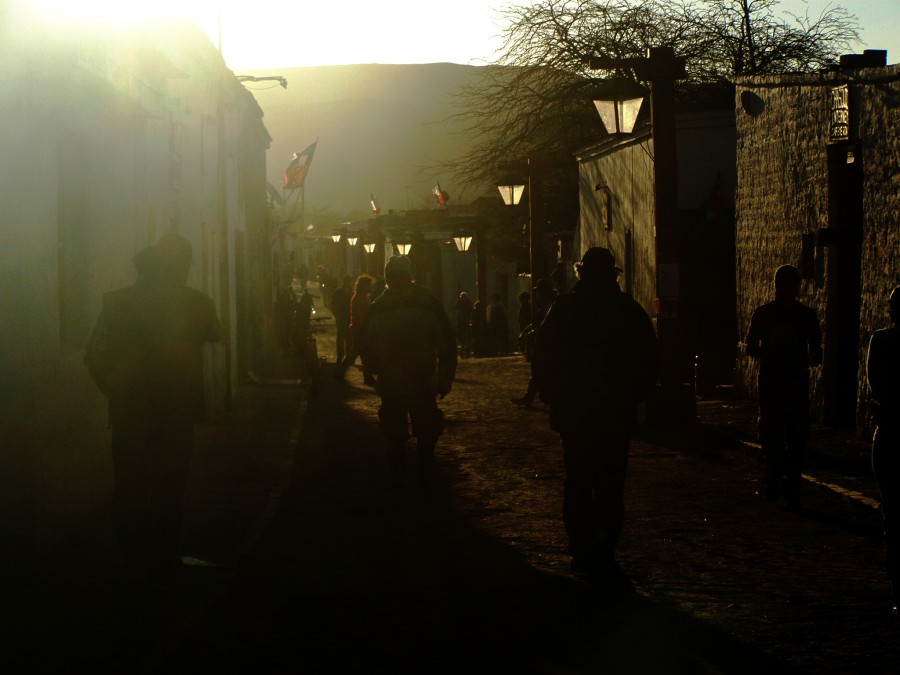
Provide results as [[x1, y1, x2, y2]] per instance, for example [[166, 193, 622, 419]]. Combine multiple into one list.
[[433, 182, 449, 207], [282, 140, 318, 190]]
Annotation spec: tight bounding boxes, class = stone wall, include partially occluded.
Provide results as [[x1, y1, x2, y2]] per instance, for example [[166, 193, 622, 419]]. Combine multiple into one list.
[[734, 65, 900, 429]]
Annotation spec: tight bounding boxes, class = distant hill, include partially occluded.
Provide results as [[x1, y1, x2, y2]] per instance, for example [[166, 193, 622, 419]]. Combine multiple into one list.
[[241, 63, 492, 219]]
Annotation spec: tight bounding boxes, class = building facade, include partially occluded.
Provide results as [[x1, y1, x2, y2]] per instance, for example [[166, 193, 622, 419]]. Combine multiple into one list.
[[733, 53, 899, 430], [576, 107, 737, 393], [0, 12, 272, 555]]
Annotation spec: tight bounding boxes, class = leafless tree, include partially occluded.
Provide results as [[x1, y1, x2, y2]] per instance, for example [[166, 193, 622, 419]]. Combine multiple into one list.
[[442, 0, 859, 194]]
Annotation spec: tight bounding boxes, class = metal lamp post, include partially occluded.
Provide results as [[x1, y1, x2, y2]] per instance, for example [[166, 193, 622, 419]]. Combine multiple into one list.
[[497, 165, 536, 283], [590, 46, 691, 422]]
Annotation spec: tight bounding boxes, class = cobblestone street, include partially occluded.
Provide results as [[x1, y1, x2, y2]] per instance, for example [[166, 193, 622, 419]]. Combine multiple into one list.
[[169, 322, 899, 673], [8, 311, 898, 673]]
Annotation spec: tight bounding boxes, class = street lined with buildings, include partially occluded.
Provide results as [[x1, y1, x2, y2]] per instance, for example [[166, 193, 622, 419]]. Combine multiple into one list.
[[4, 309, 898, 671]]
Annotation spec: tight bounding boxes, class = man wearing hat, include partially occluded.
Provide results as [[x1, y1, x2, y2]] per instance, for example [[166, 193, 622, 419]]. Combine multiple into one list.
[[532, 246, 658, 580], [85, 232, 223, 586], [358, 255, 457, 503]]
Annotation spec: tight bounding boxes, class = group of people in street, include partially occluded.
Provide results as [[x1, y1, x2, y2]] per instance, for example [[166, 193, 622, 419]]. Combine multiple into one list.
[[454, 291, 512, 358], [82, 233, 900, 616]]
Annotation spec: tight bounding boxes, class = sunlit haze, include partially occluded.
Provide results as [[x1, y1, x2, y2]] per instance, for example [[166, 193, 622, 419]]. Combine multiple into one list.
[[17, 0, 900, 69]]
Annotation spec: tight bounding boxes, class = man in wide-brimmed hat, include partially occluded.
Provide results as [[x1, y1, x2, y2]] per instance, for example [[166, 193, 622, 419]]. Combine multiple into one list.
[[532, 247, 658, 583]]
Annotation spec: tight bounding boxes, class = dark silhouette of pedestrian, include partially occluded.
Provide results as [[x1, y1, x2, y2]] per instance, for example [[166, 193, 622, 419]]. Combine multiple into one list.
[[487, 292, 509, 355], [297, 263, 310, 291], [513, 279, 558, 408], [454, 291, 474, 358], [275, 281, 295, 357], [84, 233, 223, 586], [867, 285, 900, 616], [470, 300, 489, 358], [330, 275, 353, 364], [358, 255, 457, 504], [532, 247, 658, 581], [551, 262, 568, 295], [743, 264, 822, 510], [335, 274, 374, 382], [290, 287, 316, 369], [515, 291, 532, 352]]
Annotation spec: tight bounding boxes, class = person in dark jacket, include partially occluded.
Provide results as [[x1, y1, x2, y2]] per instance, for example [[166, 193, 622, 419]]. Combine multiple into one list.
[[84, 233, 223, 586], [532, 247, 658, 581], [330, 275, 353, 364], [867, 286, 900, 615], [358, 255, 457, 504], [744, 264, 822, 510], [512, 279, 557, 407]]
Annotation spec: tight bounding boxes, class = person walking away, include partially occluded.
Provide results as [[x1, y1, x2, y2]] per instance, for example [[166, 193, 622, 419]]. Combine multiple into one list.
[[454, 291, 474, 358], [867, 285, 900, 616], [84, 233, 224, 587], [487, 293, 509, 356], [330, 275, 353, 365], [532, 247, 658, 582], [470, 300, 489, 358], [743, 264, 822, 510], [336, 274, 374, 382], [358, 256, 457, 504], [512, 279, 557, 408]]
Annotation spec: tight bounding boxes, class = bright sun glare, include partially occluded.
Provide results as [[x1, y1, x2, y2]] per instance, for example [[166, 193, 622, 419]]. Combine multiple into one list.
[[24, 0, 217, 26]]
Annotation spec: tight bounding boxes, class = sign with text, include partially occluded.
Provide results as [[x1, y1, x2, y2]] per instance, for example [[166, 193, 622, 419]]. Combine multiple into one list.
[[830, 84, 849, 142]]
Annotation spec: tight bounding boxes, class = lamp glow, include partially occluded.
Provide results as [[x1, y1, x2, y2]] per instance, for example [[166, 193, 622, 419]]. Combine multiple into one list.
[[453, 236, 473, 252]]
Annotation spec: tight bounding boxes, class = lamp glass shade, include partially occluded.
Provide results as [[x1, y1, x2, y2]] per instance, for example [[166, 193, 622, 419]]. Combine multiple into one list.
[[497, 183, 525, 206], [331, 234, 342, 243], [593, 96, 644, 134], [347, 236, 358, 246], [394, 242, 411, 255], [453, 235, 473, 252], [363, 242, 376, 253]]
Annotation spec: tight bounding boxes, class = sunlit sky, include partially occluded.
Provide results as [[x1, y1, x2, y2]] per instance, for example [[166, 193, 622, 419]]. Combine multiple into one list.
[[21, 0, 900, 68]]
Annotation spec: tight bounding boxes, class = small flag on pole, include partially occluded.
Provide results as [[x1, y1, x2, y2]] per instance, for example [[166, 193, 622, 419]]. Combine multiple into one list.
[[433, 182, 449, 207], [282, 139, 318, 190], [370, 193, 381, 216]]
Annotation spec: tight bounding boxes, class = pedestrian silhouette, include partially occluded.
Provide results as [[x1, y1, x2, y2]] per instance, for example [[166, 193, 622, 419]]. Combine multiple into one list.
[[358, 255, 457, 504], [531, 247, 658, 582], [743, 264, 822, 510], [84, 233, 223, 586], [335, 274, 374, 382], [512, 279, 557, 408], [866, 285, 900, 616], [516, 290, 532, 346], [330, 275, 353, 364], [487, 292, 509, 355]]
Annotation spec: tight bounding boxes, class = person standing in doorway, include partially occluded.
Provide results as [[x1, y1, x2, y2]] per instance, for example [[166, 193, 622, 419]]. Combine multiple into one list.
[[532, 247, 658, 582], [743, 264, 823, 510], [84, 233, 223, 587], [867, 285, 900, 616]]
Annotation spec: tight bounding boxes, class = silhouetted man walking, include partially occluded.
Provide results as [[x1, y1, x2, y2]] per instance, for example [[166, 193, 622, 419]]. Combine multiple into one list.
[[744, 264, 822, 510], [867, 286, 900, 615], [358, 255, 456, 504], [85, 233, 223, 586], [532, 247, 658, 580]]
